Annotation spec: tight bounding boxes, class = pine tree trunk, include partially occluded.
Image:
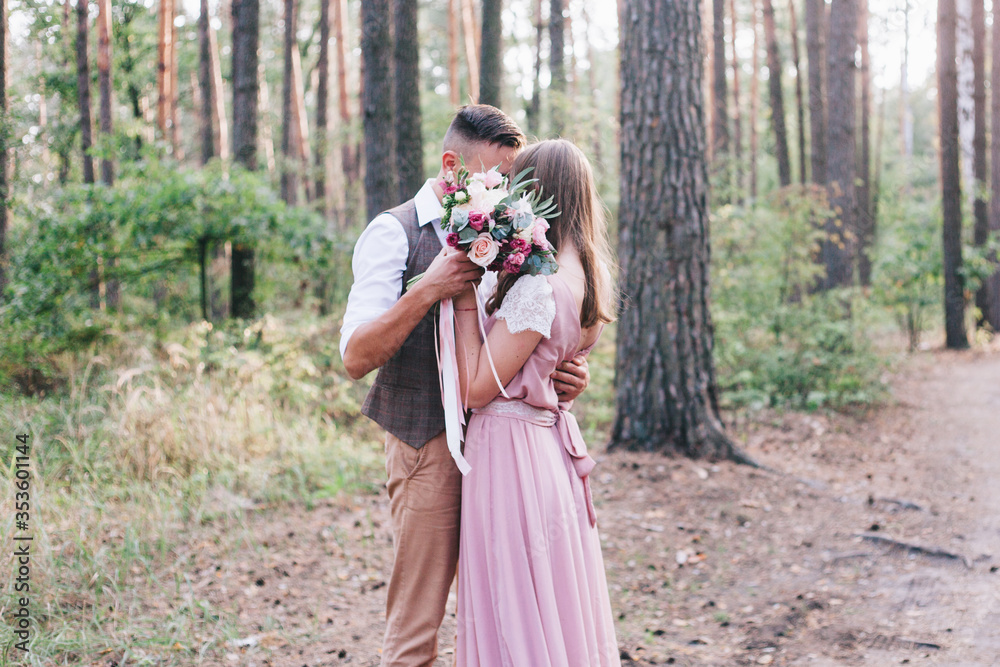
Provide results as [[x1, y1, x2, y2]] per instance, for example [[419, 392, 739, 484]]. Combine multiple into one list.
[[818, 0, 856, 289], [315, 0, 330, 210], [209, 17, 229, 159], [729, 0, 742, 201], [938, 0, 969, 347], [97, 0, 113, 185], [971, 0, 990, 327], [900, 0, 912, 158], [362, 0, 397, 221], [528, 0, 544, 135], [805, 0, 826, 183], [77, 0, 95, 185], [198, 0, 216, 164], [750, 0, 760, 200], [549, 0, 565, 133], [169, 0, 180, 158], [480, 0, 503, 108], [613, 0, 751, 464], [281, 0, 299, 204], [258, 62, 275, 172], [394, 0, 424, 200], [291, 41, 312, 200], [987, 0, 1000, 331], [333, 0, 354, 185], [0, 0, 8, 296], [231, 0, 260, 319], [857, 0, 874, 286], [460, 0, 480, 102], [157, 0, 173, 141], [711, 0, 729, 165], [762, 0, 791, 187], [788, 0, 806, 185]]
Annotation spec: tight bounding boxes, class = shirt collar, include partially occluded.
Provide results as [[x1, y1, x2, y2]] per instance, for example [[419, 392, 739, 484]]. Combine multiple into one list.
[[414, 178, 445, 227]]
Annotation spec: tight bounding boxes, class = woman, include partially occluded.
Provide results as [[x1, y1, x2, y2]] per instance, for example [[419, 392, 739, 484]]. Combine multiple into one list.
[[451, 139, 621, 666]]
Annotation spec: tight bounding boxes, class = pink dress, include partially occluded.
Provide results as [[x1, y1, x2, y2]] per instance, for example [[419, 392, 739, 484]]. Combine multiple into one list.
[[455, 273, 622, 667]]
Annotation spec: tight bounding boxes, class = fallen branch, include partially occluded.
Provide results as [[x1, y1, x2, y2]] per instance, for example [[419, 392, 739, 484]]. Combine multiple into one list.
[[854, 532, 972, 568], [869, 496, 925, 512]]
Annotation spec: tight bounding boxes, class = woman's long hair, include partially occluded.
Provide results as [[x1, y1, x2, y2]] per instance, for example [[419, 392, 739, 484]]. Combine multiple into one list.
[[486, 139, 618, 329]]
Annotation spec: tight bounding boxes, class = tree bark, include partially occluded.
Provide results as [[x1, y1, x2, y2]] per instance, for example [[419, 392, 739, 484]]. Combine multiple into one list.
[[209, 16, 229, 160], [315, 0, 331, 210], [761, 0, 791, 187], [281, 0, 299, 204], [231, 0, 260, 319], [900, 0, 912, 158], [97, 0, 113, 185], [480, 0, 503, 108], [77, 0, 95, 185], [971, 0, 990, 327], [729, 0, 742, 201], [805, 0, 826, 183], [857, 0, 873, 286], [157, 0, 173, 142], [528, 0, 544, 135], [711, 0, 729, 164], [750, 0, 760, 200], [362, 0, 398, 221], [258, 62, 275, 173], [291, 38, 312, 199], [549, 0, 565, 133], [461, 0, 480, 102], [198, 0, 216, 164], [818, 0, 856, 289], [168, 0, 179, 158], [449, 0, 460, 105], [333, 0, 354, 185], [0, 0, 8, 295], [987, 0, 1000, 330], [788, 0, 806, 185], [938, 0, 969, 347], [613, 0, 750, 463], [394, 0, 424, 200]]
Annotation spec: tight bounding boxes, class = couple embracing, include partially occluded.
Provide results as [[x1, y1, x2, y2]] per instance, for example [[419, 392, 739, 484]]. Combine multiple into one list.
[[340, 104, 621, 667]]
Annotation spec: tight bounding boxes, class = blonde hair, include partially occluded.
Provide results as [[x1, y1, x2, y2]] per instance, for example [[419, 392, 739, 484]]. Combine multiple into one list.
[[487, 139, 618, 329]]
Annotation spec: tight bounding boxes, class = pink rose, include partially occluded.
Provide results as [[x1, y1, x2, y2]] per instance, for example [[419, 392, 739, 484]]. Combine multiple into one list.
[[446, 232, 460, 247], [532, 223, 549, 249], [509, 238, 531, 254], [503, 252, 525, 274], [468, 210, 488, 231], [468, 233, 501, 267], [483, 168, 504, 189]]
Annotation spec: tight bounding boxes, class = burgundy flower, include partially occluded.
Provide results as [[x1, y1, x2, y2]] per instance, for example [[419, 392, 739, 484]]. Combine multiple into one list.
[[446, 232, 460, 247]]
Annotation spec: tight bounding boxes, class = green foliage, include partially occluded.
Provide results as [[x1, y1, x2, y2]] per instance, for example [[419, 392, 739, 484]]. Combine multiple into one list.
[[712, 186, 887, 410]]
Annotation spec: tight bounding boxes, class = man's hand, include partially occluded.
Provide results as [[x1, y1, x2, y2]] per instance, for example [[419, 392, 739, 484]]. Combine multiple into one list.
[[416, 247, 485, 301], [552, 354, 590, 401]]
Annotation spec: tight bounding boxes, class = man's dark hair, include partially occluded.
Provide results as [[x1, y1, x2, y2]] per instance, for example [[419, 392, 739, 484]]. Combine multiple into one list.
[[444, 104, 527, 150]]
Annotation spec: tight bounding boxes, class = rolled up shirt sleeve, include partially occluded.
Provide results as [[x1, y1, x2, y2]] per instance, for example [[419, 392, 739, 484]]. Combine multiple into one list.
[[339, 213, 410, 361]]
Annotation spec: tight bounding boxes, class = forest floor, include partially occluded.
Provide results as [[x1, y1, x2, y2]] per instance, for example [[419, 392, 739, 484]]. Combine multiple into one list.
[[93, 345, 1000, 667]]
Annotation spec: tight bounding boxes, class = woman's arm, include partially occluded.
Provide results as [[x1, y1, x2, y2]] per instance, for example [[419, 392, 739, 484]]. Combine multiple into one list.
[[453, 277, 551, 409]]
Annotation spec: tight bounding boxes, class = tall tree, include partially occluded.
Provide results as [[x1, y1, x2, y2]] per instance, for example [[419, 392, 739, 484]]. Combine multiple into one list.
[[805, 0, 825, 183], [315, 0, 331, 211], [761, 0, 791, 187], [231, 0, 260, 318], [788, 0, 806, 185], [394, 0, 424, 200], [333, 0, 354, 185], [157, 0, 174, 144], [549, 0, 565, 133], [77, 0, 95, 184], [362, 0, 397, 220], [613, 0, 750, 463], [857, 0, 873, 285], [449, 0, 460, 105], [971, 0, 989, 327], [281, 0, 299, 204], [938, 0, 968, 347], [729, 0, 742, 200], [461, 0, 480, 102], [986, 0, 1000, 331], [711, 0, 729, 164], [818, 0, 856, 289], [749, 0, 760, 199], [480, 0, 503, 107], [0, 0, 7, 295], [528, 0, 544, 135], [198, 0, 216, 164], [97, 0, 113, 185]]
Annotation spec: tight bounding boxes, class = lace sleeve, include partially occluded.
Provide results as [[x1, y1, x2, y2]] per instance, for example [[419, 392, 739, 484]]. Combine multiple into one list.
[[495, 274, 555, 338]]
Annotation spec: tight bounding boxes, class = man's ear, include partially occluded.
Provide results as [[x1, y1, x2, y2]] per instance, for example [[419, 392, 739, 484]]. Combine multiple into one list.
[[441, 150, 460, 174]]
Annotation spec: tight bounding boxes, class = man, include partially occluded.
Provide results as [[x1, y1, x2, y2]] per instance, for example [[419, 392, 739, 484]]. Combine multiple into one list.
[[341, 105, 591, 667]]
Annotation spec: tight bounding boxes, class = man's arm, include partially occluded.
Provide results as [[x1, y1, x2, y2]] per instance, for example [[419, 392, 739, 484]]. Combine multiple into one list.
[[342, 245, 483, 380], [551, 354, 590, 402]]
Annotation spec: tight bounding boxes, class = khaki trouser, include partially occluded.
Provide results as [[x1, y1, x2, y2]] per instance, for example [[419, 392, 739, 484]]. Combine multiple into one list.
[[381, 429, 463, 667]]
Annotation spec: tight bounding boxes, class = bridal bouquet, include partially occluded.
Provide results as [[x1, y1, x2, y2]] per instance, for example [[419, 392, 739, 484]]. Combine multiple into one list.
[[408, 165, 558, 289]]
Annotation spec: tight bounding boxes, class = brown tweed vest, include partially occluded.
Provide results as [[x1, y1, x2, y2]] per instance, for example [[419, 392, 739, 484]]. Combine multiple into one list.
[[360, 200, 445, 449]]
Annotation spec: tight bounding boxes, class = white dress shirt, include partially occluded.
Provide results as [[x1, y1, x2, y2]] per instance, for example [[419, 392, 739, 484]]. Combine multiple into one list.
[[340, 179, 448, 360]]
